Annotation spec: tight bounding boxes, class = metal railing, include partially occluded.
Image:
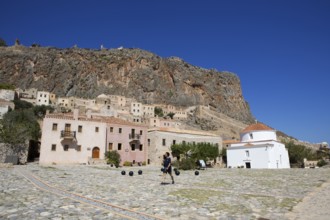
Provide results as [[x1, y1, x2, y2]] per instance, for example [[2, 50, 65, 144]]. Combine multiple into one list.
[[129, 133, 140, 140], [61, 130, 76, 139]]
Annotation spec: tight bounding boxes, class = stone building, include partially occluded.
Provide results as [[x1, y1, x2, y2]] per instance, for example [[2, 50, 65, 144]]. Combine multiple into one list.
[[145, 117, 181, 128], [147, 128, 222, 165], [36, 91, 50, 106], [0, 89, 15, 101], [39, 109, 148, 165], [0, 98, 14, 119]]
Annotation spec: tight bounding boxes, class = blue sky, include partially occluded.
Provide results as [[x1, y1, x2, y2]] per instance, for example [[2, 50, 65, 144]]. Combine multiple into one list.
[[1, 0, 329, 144]]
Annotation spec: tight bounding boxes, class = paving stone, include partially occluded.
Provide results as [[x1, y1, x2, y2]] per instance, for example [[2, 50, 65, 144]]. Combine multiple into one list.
[[1, 164, 330, 219]]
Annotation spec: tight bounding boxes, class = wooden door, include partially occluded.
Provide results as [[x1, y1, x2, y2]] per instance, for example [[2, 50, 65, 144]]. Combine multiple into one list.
[[92, 147, 100, 158]]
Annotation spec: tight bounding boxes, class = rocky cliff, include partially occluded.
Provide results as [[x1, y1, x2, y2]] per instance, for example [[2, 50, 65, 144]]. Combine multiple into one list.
[[0, 46, 254, 123]]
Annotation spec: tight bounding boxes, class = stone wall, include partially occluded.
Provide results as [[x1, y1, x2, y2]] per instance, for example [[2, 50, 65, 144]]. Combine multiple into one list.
[[0, 143, 28, 164], [0, 89, 15, 101]]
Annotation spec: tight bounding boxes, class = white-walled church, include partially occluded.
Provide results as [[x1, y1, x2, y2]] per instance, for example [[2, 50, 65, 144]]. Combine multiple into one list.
[[227, 123, 290, 169]]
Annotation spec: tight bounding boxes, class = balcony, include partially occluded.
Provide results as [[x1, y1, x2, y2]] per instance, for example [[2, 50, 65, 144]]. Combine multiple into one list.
[[129, 133, 140, 140], [61, 130, 76, 140]]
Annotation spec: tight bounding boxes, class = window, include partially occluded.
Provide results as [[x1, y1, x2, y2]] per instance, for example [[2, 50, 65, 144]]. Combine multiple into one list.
[[182, 141, 186, 145], [77, 145, 81, 151], [162, 139, 166, 146], [65, 123, 71, 131], [173, 140, 176, 145], [139, 144, 143, 151], [140, 130, 143, 135], [249, 133, 253, 139], [119, 128, 122, 133], [78, 125, 82, 133], [148, 139, 150, 146], [246, 150, 250, 157], [118, 143, 122, 150], [51, 144, 56, 151], [64, 145, 69, 151], [108, 143, 113, 151], [131, 144, 135, 151], [95, 127, 99, 132], [110, 127, 113, 132], [52, 123, 58, 131]]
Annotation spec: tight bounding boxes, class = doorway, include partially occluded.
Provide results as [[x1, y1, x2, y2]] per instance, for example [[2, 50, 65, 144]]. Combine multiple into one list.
[[92, 147, 100, 158], [245, 162, 251, 169]]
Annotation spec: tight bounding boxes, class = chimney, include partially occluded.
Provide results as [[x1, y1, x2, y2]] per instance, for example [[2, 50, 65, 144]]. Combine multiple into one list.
[[73, 109, 79, 120]]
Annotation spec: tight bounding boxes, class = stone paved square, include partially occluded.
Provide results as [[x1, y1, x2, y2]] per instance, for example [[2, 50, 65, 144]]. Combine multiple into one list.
[[1, 164, 330, 219]]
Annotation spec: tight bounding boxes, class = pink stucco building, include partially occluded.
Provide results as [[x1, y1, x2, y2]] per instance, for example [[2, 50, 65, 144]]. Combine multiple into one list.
[[39, 109, 148, 165]]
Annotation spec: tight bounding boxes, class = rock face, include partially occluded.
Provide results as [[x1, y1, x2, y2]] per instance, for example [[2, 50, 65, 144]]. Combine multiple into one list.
[[0, 46, 254, 123]]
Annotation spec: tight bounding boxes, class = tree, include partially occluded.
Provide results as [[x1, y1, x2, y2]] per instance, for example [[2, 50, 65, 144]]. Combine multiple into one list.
[[0, 109, 41, 145], [171, 143, 191, 160], [105, 150, 121, 167], [33, 105, 54, 119], [191, 142, 219, 162], [285, 141, 318, 166], [220, 147, 227, 164], [13, 100, 34, 110], [170, 142, 219, 170], [0, 38, 7, 47], [167, 112, 175, 119], [154, 107, 164, 117]]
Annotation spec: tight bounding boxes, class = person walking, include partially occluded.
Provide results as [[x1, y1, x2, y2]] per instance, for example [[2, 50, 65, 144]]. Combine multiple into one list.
[[161, 152, 174, 184]]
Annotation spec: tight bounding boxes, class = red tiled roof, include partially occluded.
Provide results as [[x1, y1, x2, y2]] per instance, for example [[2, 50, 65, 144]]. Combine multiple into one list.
[[241, 123, 273, 133], [223, 140, 240, 144], [45, 113, 147, 127], [148, 127, 219, 137]]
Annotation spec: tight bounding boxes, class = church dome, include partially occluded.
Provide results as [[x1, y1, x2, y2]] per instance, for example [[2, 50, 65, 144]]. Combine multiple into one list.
[[240, 123, 276, 142], [241, 123, 273, 133]]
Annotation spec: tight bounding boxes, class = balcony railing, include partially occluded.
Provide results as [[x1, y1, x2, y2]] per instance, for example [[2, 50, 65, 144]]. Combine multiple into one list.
[[129, 133, 140, 140], [61, 130, 76, 139]]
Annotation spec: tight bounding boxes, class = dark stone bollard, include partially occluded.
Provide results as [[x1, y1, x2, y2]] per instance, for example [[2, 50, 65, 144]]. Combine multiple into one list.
[[175, 170, 180, 176], [138, 170, 143, 175], [195, 170, 199, 176], [129, 171, 134, 176], [121, 170, 126, 175]]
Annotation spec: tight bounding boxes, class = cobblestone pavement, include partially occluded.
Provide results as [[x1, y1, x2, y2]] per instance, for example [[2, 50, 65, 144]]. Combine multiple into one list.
[[1, 164, 330, 220]]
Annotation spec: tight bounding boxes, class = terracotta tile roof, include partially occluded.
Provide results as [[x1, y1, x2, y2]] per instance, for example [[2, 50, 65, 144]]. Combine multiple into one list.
[[223, 140, 240, 144], [148, 127, 219, 137], [0, 98, 13, 105], [45, 113, 147, 127], [241, 123, 273, 133]]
